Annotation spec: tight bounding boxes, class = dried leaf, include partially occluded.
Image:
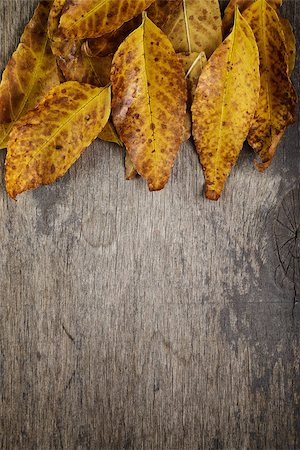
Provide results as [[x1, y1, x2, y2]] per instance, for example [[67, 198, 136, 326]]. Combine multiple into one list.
[[222, 0, 282, 37], [58, 0, 155, 40], [178, 52, 207, 103], [161, 0, 222, 57], [243, 0, 297, 170], [178, 52, 207, 140], [99, 121, 123, 146], [125, 153, 138, 180], [111, 15, 187, 191], [6, 82, 111, 199], [147, 0, 182, 29], [0, 1, 60, 149], [279, 17, 296, 76], [192, 10, 260, 200], [83, 16, 142, 58]]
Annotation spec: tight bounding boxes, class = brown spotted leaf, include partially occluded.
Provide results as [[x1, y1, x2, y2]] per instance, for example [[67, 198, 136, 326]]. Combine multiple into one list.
[[243, 0, 297, 170], [161, 0, 222, 57], [147, 0, 182, 29], [279, 17, 296, 76], [192, 10, 260, 200], [82, 16, 142, 58], [125, 153, 138, 180], [111, 15, 187, 191], [6, 82, 111, 199], [0, 1, 60, 150], [222, 0, 282, 37], [58, 0, 155, 40], [178, 52, 207, 140]]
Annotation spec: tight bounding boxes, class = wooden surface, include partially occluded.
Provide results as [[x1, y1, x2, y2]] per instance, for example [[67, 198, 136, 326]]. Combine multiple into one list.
[[0, 1, 299, 449]]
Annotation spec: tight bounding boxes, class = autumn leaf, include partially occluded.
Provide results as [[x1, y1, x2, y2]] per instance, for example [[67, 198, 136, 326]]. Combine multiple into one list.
[[111, 15, 187, 191], [279, 17, 296, 76], [161, 0, 222, 58], [58, 0, 155, 40], [147, 0, 182, 29], [82, 16, 142, 58], [192, 10, 260, 200], [6, 82, 111, 199], [222, 0, 282, 37], [0, 1, 60, 150], [49, 1, 121, 147], [178, 52, 207, 140], [243, 0, 297, 170], [125, 153, 138, 180]]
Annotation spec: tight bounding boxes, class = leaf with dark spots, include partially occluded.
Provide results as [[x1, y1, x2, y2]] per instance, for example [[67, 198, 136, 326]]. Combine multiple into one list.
[[0, 1, 60, 150], [147, 0, 182, 29], [279, 17, 296, 76], [5, 82, 111, 199], [192, 10, 260, 200], [111, 15, 187, 191], [160, 0, 222, 58], [243, 0, 297, 171], [82, 16, 142, 58], [178, 51, 207, 140], [222, 0, 282, 37], [58, 0, 156, 40], [125, 152, 138, 180]]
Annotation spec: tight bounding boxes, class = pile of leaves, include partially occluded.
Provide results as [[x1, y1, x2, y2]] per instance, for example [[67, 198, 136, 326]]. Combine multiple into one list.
[[0, 0, 297, 201]]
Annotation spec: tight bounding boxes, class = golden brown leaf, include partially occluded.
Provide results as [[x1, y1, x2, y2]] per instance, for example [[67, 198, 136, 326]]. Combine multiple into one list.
[[58, 0, 155, 40], [192, 10, 260, 200], [178, 52, 207, 140], [147, 0, 182, 29], [125, 153, 138, 180], [111, 15, 187, 191], [161, 0, 222, 57], [6, 82, 111, 199], [0, 1, 60, 150], [82, 16, 142, 58], [279, 17, 296, 76], [243, 0, 297, 170], [222, 0, 282, 37]]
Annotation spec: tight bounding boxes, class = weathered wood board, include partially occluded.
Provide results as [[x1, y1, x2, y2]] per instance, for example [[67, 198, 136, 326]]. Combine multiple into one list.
[[0, 1, 299, 449]]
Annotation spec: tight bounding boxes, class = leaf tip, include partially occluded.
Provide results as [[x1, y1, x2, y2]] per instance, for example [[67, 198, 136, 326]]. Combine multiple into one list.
[[205, 189, 220, 201]]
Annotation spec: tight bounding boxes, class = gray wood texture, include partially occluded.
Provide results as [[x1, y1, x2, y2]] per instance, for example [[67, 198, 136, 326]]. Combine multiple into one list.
[[0, 1, 299, 449]]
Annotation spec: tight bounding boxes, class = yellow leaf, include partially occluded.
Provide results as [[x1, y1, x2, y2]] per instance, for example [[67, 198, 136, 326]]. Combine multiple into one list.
[[161, 0, 222, 57], [6, 82, 111, 199], [0, 1, 60, 149], [147, 0, 182, 29], [99, 121, 123, 146], [222, 0, 282, 37], [111, 15, 187, 191], [178, 52, 207, 103], [243, 0, 297, 170], [49, 3, 120, 147], [125, 153, 138, 180], [82, 16, 142, 58], [279, 17, 296, 76], [178, 52, 207, 140], [192, 10, 260, 200], [58, 0, 155, 40]]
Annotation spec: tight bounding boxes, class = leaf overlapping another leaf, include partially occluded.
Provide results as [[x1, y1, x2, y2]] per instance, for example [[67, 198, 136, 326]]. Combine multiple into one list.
[[6, 82, 111, 199], [58, 0, 156, 40], [111, 15, 187, 191], [243, 0, 297, 171], [222, 0, 282, 37], [0, 1, 60, 149], [49, 0, 121, 146], [192, 10, 260, 200], [161, 0, 222, 57]]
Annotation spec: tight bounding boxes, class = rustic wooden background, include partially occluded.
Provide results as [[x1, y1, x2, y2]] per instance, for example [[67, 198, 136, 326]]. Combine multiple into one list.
[[0, 1, 299, 449]]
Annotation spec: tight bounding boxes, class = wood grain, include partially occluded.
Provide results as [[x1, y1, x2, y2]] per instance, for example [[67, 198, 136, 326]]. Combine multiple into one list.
[[0, 1, 299, 449]]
